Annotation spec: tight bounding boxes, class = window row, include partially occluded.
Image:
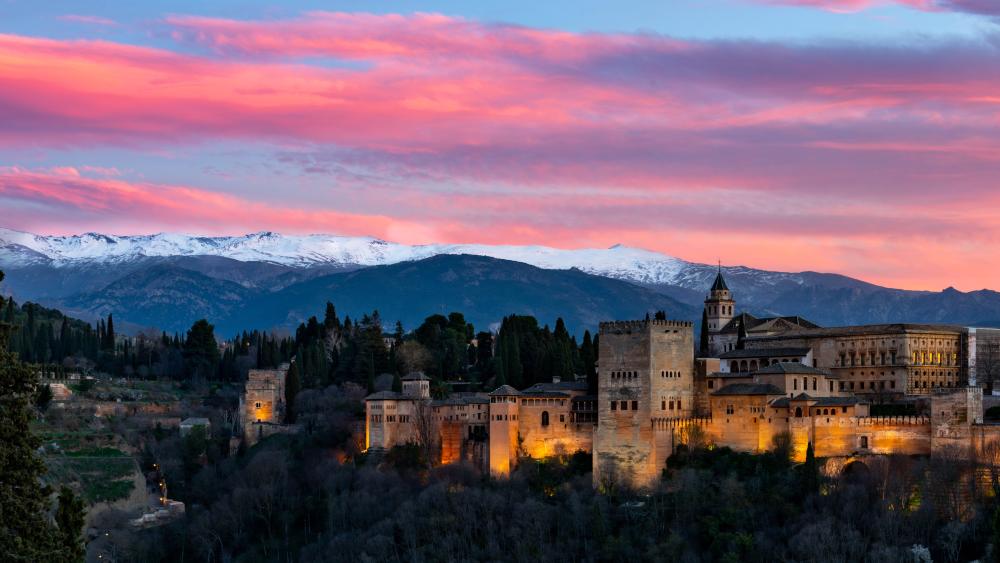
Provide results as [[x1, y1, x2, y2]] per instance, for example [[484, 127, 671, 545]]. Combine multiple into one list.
[[660, 399, 683, 411], [610, 400, 640, 411]]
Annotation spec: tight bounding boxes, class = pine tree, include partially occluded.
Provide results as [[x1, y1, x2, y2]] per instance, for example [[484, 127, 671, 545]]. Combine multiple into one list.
[[183, 319, 220, 380], [0, 271, 59, 559]]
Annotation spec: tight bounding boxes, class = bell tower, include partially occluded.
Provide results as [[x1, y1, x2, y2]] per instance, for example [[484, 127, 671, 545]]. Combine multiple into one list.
[[704, 267, 735, 354]]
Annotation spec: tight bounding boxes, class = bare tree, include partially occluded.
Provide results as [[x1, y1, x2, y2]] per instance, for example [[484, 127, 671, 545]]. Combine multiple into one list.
[[397, 341, 433, 375], [411, 398, 438, 466]]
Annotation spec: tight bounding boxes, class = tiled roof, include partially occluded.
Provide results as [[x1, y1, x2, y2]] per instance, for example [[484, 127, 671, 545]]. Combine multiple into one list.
[[770, 395, 863, 408], [711, 383, 785, 396], [365, 391, 403, 401], [719, 347, 811, 359], [401, 372, 431, 381], [755, 363, 833, 377], [711, 271, 729, 292], [750, 323, 964, 341], [489, 385, 523, 396], [709, 372, 755, 379], [521, 381, 588, 394], [718, 315, 820, 335]]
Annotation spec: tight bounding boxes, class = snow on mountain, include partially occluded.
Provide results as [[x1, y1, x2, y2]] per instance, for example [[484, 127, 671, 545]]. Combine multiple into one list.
[[0, 228, 691, 285]]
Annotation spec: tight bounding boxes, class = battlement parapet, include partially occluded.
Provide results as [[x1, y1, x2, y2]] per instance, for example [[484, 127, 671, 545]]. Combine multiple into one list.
[[651, 416, 712, 431], [599, 319, 694, 334]]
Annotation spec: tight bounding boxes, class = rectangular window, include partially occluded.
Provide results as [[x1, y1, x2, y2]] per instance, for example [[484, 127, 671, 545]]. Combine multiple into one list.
[[631, 401, 638, 411], [677, 399, 682, 410], [661, 401, 666, 410], [860, 436, 869, 449], [610, 401, 617, 411], [812, 378, 817, 391], [708, 380, 714, 389], [726, 404, 734, 415], [891, 380, 896, 389], [560, 414, 565, 423], [620, 401, 627, 411]]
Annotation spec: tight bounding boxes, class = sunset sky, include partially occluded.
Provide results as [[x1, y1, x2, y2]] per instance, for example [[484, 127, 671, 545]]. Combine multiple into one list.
[[1, 1, 998, 291]]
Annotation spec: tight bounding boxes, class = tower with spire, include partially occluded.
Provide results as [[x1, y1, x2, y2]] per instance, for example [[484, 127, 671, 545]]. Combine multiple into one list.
[[703, 266, 735, 356]]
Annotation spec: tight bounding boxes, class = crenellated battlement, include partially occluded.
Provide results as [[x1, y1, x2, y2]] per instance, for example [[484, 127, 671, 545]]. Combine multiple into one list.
[[599, 319, 694, 334], [651, 416, 712, 431]]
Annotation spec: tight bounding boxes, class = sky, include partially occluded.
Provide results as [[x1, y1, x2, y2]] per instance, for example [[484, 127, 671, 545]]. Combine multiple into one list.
[[1, 1, 999, 291]]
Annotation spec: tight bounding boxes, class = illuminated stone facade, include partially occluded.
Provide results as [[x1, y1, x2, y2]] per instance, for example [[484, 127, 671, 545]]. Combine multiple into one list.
[[365, 373, 489, 466], [593, 318, 695, 489], [240, 365, 293, 446], [360, 273, 1000, 492], [748, 325, 967, 397], [488, 380, 596, 477]]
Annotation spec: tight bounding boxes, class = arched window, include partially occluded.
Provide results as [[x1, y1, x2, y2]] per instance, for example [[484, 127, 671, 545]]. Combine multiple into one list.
[[795, 407, 803, 418], [541, 411, 550, 426]]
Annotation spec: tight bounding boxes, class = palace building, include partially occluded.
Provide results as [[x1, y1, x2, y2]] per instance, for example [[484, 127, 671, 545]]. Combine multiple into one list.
[[360, 271, 1000, 491]]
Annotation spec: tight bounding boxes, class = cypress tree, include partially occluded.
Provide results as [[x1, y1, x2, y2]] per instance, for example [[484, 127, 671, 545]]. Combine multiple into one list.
[[284, 361, 300, 424], [105, 313, 115, 351], [699, 309, 710, 357], [55, 486, 85, 562], [803, 441, 819, 495]]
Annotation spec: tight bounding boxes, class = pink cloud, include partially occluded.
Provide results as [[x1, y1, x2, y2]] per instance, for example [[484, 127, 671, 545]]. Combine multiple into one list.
[[2, 13, 1000, 290]]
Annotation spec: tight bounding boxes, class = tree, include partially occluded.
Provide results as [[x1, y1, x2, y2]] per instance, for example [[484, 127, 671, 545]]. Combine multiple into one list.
[[802, 441, 819, 494], [35, 382, 54, 411], [0, 270, 59, 559], [184, 319, 220, 380], [284, 361, 301, 424], [104, 312, 116, 351], [580, 330, 597, 393], [55, 486, 86, 562], [699, 309, 710, 357]]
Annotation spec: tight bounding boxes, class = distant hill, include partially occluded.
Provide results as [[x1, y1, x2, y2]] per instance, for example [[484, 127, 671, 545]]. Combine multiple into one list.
[[2, 227, 999, 335], [56, 255, 697, 336]]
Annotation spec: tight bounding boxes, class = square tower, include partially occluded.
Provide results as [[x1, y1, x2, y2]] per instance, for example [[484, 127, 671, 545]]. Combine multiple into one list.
[[594, 319, 695, 490]]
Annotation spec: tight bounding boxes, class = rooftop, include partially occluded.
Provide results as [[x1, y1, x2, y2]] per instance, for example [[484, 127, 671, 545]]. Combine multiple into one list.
[[770, 395, 864, 408], [521, 380, 588, 394], [755, 362, 833, 377], [719, 347, 811, 359], [711, 383, 785, 396], [489, 385, 523, 396], [749, 323, 964, 341], [401, 372, 431, 381]]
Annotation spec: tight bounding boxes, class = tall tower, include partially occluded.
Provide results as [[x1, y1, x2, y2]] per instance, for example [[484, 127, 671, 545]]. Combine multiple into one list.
[[703, 269, 735, 356], [593, 318, 695, 491], [488, 385, 521, 477]]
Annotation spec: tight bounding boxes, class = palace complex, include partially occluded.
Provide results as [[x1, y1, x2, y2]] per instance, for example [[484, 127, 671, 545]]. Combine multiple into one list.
[[363, 272, 1000, 490]]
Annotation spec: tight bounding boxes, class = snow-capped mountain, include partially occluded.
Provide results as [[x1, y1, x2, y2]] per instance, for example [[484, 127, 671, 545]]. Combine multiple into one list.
[[0, 227, 694, 285], [2, 227, 999, 335]]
